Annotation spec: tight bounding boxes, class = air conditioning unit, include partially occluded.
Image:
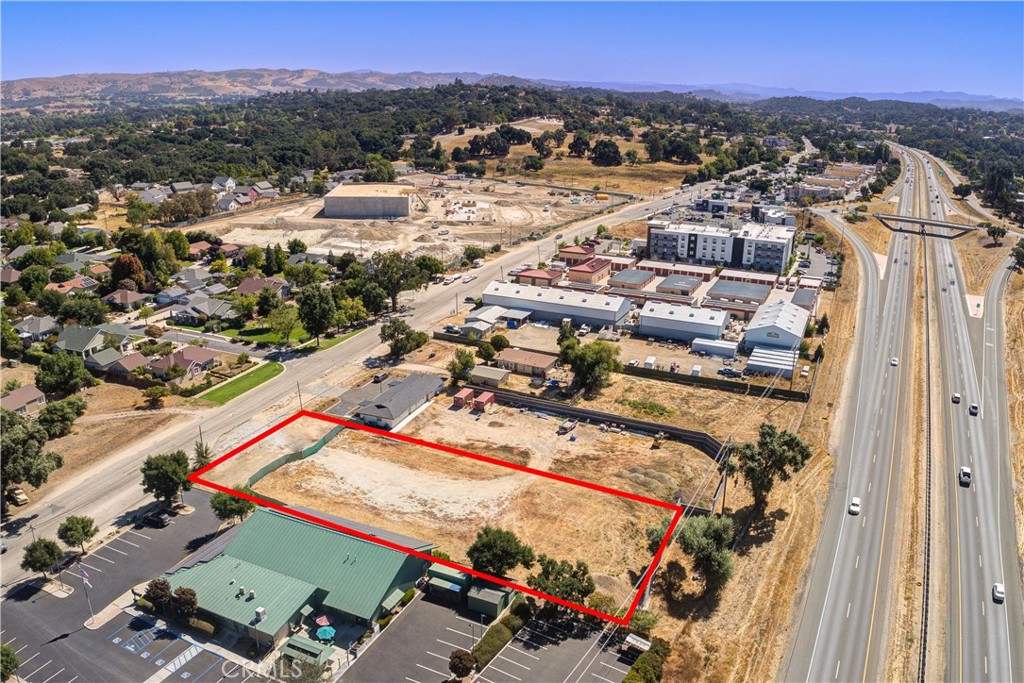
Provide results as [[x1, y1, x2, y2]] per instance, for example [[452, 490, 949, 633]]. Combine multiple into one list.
[[255, 607, 266, 622]]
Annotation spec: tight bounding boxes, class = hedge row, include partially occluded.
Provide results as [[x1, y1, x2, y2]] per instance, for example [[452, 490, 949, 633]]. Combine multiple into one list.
[[472, 623, 513, 669], [622, 637, 670, 683], [134, 597, 217, 638]]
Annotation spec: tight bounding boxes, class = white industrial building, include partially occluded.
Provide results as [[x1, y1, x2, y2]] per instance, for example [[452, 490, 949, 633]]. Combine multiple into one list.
[[323, 183, 414, 219], [638, 301, 730, 342], [480, 281, 631, 328], [746, 346, 800, 379], [743, 300, 809, 351], [691, 338, 739, 358], [646, 220, 796, 274]]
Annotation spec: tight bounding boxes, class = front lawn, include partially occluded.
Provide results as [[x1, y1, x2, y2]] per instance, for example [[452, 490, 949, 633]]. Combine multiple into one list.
[[201, 362, 285, 404]]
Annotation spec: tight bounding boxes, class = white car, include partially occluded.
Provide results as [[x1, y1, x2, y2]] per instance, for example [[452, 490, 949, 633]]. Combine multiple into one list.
[[958, 466, 972, 486], [462, 275, 476, 283], [848, 497, 862, 516], [952, 393, 961, 403], [890, 357, 899, 367], [992, 583, 1005, 603]]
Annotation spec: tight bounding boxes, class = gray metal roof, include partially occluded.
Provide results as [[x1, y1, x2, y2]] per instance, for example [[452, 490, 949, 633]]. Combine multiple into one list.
[[706, 279, 771, 302], [608, 269, 654, 286], [657, 275, 702, 292], [791, 288, 816, 305], [355, 373, 444, 421]]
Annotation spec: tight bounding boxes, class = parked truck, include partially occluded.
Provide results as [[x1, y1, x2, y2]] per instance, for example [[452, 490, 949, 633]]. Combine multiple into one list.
[[644, 356, 656, 369]]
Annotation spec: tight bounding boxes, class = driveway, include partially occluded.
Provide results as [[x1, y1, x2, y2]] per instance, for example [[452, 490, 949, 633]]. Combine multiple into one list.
[[343, 592, 491, 683]]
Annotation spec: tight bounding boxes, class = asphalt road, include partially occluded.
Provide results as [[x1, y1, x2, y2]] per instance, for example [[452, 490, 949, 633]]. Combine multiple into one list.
[[915, 149, 1021, 682], [0, 185, 694, 589], [784, 152, 918, 681]]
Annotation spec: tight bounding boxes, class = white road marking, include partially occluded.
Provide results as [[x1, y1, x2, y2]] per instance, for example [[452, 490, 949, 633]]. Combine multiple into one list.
[[20, 653, 38, 666], [600, 661, 629, 674], [497, 654, 531, 670], [868, 482, 872, 493], [437, 639, 467, 651], [487, 666, 522, 681], [92, 553, 116, 564], [446, 626, 473, 638], [116, 538, 140, 548], [590, 674, 616, 683], [415, 663, 447, 677], [509, 646, 540, 660], [835, 660, 841, 679], [105, 545, 129, 556], [26, 659, 51, 678], [14, 645, 28, 654], [855, 555, 860, 569], [405, 678, 423, 683], [846, 603, 851, 619], [78, 562, 103, 573], [127, 530, 151, 540], [40, 667, 65, 683], [515, 636, 549, 650], [425, 651, 449, 662]]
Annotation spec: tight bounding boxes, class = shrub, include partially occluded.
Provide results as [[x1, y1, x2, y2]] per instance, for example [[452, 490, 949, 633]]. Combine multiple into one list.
[[401, 588, 415, 606], [377, 614, 393, 629], [23, 346, 49, 365], [509, 598, 533, 623], [145, 325, 163, 339], [188, 618, 217, 637], [471, 623, 513, 668], [135, 597, 154, 612], [500, 612, 524, 633]]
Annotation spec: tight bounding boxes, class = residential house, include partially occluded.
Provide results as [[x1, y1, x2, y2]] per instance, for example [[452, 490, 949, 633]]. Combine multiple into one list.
[[216, 195, 239, 212], [352, 373, 445, 430], [88, 264, 111, 278], [0, 386, 47, 416], [0, 266, 20, 284], [5, 245, 33, 263], [233, 195, 253, 209], [156, 286, 189, 306], [173, 265, 214, 284], [470, 366, 509, 388], [236, 276, 290, 298], [106, 352, 148, 377], [139, 188, 168, 206], [147, 346, 220, 382], [285, 253, 329, 267], [14, 315, 58, 342], [43, 276, 99, 296], [52, 325, 109, 358], [84, 347, 127, 373], [101, 289, 151, 311], [202, 282, 230, 296], [218, 244, 242, 260], [170, 181, 195, 194], [130, 182, 152, 192], [188, 241, 213, 259], [62, 204, 93, 216], [493, 348, 558, 377], [211, 176, 237, 193], [169, 294, 237, 325]]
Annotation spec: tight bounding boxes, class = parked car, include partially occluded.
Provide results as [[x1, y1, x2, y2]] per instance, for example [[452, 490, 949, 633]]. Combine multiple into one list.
[[6, 487, 29, 507], [372, 372, 390, 383], [143, 510, 171, 528]]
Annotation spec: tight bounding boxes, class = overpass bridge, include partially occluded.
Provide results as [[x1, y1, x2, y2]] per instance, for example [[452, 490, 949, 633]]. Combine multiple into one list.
[[871, 213, 980, 238]]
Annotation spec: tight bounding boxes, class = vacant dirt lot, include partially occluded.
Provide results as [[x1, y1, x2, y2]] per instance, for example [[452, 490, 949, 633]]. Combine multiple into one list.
[[220, 408, 715, 600]]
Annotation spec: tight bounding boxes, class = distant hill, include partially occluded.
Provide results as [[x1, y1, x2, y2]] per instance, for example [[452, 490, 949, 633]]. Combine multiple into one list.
[[2, 68, 1020, 114]]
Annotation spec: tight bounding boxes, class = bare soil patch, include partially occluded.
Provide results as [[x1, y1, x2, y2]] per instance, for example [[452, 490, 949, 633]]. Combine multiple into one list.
[[949, 231, 1016, 296]]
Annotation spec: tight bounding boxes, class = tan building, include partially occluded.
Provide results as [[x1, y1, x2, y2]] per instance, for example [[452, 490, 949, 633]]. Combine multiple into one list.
[[494, 349, 558, 377], [567, 258, 611, 284], [323, 183, 414, 219], [557, 245, 595, 265], [515, 269, 562, 287]]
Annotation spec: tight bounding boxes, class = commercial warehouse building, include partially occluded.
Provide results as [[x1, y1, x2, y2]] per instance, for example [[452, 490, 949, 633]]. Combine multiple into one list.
[[705, 279, 771, 305], [638, 301, 730, 342], [163, 509, 434, 653], [480, 280, 632, 328], [656, 274, 702, 296], [743, 300, 809, 351], [323, 183, 414, 219], [746, 346, 800, 378], [646, 220, 796, 274], [608, 268, 655, 290]]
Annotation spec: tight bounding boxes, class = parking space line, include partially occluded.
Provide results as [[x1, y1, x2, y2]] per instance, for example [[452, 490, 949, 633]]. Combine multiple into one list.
[[415, 663, 447, 677], [437, 639, 467, 651], [127, 530, 152, 540], [508, 645, 540, 660], [590, 673, 616, 683], [40, 666, 65, 683], [191, 657, 223, 681], [151, 636, 180, 662], [115, 537, 140, 548], [404, 678, 423, 683], [522, 626, 558, 641], [600, 661, 629, 674], [445, 626, 474, 639], [425, 651, 449, 662], [66, 676, 79, 683], [20, 652, 39, 666], [2, 637, 14, 645], [477, 678, 497, 683], [78, 561, 103, 573], [13, 645, 28, 655], [92, 553, 116, 564], [514, 635, 549, 650], [105, 545, 129, 556], [497, 655, 531, 671], [26, 659, 51, 678], [486, 665, 522, 681]]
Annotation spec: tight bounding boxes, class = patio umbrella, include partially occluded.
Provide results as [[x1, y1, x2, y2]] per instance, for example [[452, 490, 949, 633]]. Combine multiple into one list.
[[315, 614, 333, 627], [316, 626, 336, 640]]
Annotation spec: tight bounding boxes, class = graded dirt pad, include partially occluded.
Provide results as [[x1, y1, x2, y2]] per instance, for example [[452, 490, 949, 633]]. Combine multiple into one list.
[[222, 409, 715, 601], [658, 210, 857, 680], [1005, 273, 1024, 569], [949, 230, 1015, 296]]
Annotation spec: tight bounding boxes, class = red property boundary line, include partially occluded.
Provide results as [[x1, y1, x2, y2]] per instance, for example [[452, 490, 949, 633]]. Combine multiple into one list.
[[190, 409, 684, 625]]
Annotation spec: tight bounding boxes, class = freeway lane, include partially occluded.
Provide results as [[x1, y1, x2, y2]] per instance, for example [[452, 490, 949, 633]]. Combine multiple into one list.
[[784, 151, 920, 681], [915, 150, 1021, 682], [0, 185, 696, 588]]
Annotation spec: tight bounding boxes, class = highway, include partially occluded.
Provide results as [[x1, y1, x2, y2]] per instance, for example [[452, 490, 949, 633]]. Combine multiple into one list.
[[785, 151, 920, 681], [914, 148, 1022, 682], [0, 185, 693, 587]]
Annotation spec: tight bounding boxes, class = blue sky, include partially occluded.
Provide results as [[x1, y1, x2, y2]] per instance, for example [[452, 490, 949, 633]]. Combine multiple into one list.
[[2, 2, 1022, 98]]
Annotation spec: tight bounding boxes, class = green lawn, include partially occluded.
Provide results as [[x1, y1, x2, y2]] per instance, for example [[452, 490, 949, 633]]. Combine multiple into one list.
[[201, 362, 285, 405], [234, 323, 309, 344], [307, 328, 363, 351]]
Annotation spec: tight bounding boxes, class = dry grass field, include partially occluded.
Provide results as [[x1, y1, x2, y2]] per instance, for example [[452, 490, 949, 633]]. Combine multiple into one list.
[[1005, 272, 1024, 570]]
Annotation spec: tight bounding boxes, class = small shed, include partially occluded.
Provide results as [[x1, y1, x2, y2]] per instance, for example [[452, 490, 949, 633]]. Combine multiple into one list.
[[467, 583, 516, 619], [279, 635, 333, 666], [470, 366, 510, 388], [461, 321, 493, 340], [472, 392, 496, 413], [427, 563, 469, 596], [691, 338, 739, 358], [453, 388, 475, 408]]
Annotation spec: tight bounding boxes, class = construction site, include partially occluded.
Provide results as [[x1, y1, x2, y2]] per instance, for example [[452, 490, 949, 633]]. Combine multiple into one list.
[[201, 173, 625, 261], [203, 404, 717, 606]]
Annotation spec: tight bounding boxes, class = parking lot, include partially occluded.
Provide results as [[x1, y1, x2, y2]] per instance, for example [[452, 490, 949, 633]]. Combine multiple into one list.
[[478, 617, 635, 683], [343, 592, 490, 683], [1, 492, 226, 683]]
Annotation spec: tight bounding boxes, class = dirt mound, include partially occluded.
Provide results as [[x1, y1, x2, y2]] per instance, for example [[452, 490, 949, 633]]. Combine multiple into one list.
[[494, 200, 515, 207], [413, 235, 434, 243]]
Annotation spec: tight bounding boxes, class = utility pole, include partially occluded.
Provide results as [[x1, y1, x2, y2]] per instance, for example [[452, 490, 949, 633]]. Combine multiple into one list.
[[297, 381, 303, 410]]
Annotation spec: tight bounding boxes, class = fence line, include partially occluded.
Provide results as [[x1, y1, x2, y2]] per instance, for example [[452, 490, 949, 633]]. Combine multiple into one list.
[[245, 424, 346, 487]]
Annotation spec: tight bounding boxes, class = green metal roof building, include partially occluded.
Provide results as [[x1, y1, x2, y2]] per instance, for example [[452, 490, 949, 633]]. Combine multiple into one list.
[[164, 508, 434, 651]]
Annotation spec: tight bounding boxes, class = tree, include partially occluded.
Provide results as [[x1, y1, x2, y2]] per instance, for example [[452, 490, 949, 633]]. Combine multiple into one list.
[[36, 352, 95, 396], [1012, 241, 1024, 269], [557, 320, 575, 345], [860, 186, 871, 200], [523, 156, 544, 172], [140, 450, 191, 505], [49, 265, 76, 283], [490, 334, 510, 352], [165, 230, 190, 261], [267, 305, 299, 345], [2, 643, 19, 683], [230, 295, 257, 321], [953, 183, 972, 199], [449, 649, 476, 679], [467, 526, 535, 577], [369, 251, 428, 311], [256, 286, 282, 317], [561, 339, 621, 393], [527, 555, 596, 607], [142, 386, 170, 409], [20, 538, 64, 580], [363, 154, 397, 182], [192, 440, 213, 471], [463, 245, 487, 263], [36, 395, 87, 438], [817, 313, 830, 336], [629, 610, 660, 637], [568, 133, 591, 158], [172, 586, 198, 619], [379, 318, 413, 344], [590, 139, 623, 167], [110, 253, 145, 290], [242, 247, 264, 271], [287, 238, 307, 255], [361, 283, 388, 315], [1, 410, 64, 493], [645, 516, 672, 554], [447, 348, 476, 383], [476, 342, 496, 362], [125, 195, 157, 227], [296, 285, 335, 345], [57, 515, 99, 554], [677, 515, 734, 595], [813, 344, 825, 363], [210, 488, 256, 523], [17, 265, 50, 298], [138, 305, 155, 322], [986, 225, 1007, 245], [57, 296, 109, 326], [727, 423, 812, 514], [144, 578, 173, 612], [625, 149, 641, 166]]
